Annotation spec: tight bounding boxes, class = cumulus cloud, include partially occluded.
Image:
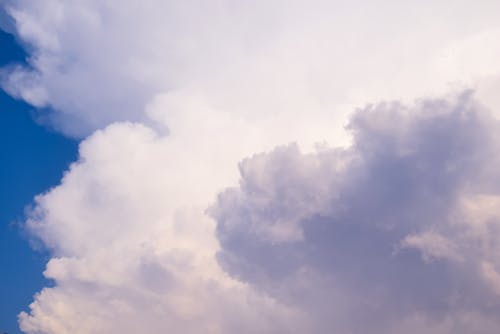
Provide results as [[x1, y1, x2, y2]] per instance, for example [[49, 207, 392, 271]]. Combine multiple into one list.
[[211, 93, 500, 333], [20, 122, 306, 334], [4, 1, 500, 334], [20, 90, 500, 334], [3, 0, 500, 138]]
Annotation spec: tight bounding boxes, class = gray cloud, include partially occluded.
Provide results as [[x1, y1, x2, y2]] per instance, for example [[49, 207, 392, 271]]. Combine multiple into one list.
[[210, 92, 500, 333]]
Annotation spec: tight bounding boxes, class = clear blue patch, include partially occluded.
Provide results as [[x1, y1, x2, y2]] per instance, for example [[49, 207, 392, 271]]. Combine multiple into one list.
[[0, 29, 78, 334]]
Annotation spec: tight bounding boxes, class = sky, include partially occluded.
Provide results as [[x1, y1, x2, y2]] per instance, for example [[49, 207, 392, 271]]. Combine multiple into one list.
[[0, 29, 77, 334], [2, 1, 500, 333]]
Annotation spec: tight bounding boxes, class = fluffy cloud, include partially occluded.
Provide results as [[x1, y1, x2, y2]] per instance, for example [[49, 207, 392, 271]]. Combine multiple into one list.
[[4, 1, 500, 334], [211, 93, 500, 333], [21, 91, 500, 334], [3, 0, 500, 138], [20, 121, 306, 334]]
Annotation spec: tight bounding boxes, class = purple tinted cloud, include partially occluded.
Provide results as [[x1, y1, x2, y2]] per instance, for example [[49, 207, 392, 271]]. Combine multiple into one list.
[[211, 92, 500, 333]]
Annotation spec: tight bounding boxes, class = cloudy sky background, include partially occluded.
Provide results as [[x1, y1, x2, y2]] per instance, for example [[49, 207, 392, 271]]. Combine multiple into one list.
[[2, 1, 500, 333]]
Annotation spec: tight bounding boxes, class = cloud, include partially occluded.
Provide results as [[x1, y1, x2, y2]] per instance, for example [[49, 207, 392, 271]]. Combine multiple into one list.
[[211, 93, 500, 333], [20, 91, 500, 334], [4, 1, 500, 334], [20, 121, 307, 334], [3, 0, 500, 138]]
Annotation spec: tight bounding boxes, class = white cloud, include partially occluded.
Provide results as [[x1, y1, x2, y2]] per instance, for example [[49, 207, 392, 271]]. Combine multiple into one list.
[[3, 0, 500, 138], [20, 121, 307, 334], [20, 91, 500, 334], [3, 1, 500, 333], [401, 232, 463, 263]]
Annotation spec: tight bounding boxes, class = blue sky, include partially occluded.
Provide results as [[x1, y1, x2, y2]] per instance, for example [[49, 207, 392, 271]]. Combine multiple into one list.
[[0, 30, 77, 334], [3, 2, 500, 334]]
